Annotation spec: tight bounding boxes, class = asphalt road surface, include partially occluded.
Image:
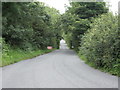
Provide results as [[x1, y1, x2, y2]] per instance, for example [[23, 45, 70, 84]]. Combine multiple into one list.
[[2, 40, 118, 88], [0, 68, 2, 89]]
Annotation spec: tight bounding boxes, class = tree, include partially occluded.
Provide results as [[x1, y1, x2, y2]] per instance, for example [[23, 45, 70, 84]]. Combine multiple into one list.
[[61, 2, 108, 51], [2, 2, 61, 50]]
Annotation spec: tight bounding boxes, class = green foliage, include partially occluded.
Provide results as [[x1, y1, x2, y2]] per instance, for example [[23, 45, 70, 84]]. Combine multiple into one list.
[[2, 2, 61, 50], [2, 37, 54, 67], [2, 2, 119, 77], [69, 2, 108, 19], [45, 6, 61, 48], [0, 38, 2, 66], [61, 2, 108, 52], [2, 47, 54, 67], [79, 13, 120, 76], [2, 2, 61, 66]]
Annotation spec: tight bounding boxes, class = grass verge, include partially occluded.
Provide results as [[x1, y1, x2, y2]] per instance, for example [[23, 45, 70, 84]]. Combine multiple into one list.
[[1, 49, 55, 67], [78, 53, 120, 77]]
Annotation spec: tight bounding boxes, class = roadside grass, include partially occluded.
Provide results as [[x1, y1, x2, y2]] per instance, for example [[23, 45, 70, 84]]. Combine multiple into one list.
[[1, 49, 55, 67], [78, 52, 120, 77]]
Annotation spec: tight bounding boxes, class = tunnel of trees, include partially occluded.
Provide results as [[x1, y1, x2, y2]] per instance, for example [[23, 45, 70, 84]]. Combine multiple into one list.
[[1, 2, 120, 76]]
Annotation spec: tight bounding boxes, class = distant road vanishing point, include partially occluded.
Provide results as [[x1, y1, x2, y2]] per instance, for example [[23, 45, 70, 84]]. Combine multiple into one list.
[[2, 40, 118, 88]]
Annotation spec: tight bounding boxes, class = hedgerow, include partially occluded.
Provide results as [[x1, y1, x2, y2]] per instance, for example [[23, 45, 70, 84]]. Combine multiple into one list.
[[79, 13, 120, 76]]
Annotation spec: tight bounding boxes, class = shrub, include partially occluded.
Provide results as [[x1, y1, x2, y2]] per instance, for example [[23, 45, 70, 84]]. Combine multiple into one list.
[[79, 13, 120, 76]]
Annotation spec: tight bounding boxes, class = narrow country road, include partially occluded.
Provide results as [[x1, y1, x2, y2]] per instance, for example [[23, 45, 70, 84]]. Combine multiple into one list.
[[2, 41, 118, 88]]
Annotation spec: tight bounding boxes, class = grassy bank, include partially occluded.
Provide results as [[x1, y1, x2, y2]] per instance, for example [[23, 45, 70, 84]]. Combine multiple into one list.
[[78, 53, 120, 77], [2, 49, 54, 67]]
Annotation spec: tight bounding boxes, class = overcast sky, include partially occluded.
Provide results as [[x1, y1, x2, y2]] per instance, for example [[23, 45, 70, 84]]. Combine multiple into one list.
[[37, 0, 120, 14], [108, 0, 120, 14]]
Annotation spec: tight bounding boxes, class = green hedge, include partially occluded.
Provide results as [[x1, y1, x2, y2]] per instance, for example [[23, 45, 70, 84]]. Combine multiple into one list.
[[79, 13, 120, 76]]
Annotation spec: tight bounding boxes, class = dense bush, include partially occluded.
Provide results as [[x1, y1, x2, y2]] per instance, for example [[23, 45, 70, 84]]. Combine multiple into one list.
[[2, 2, 61, 50], [2, 2, 61, 66], [60, 2, 108, 51], [79, 13, 120, 76], [0, 38, 2, 66]]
